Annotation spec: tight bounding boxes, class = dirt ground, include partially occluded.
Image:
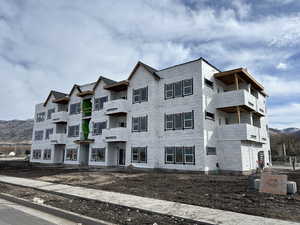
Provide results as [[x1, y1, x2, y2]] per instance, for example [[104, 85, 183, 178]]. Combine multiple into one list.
[[0, 183, 203, 225], [1, 167, 300, 222]]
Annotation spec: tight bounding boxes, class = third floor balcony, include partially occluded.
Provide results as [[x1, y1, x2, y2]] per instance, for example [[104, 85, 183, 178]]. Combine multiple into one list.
[[103, 99, 128, 115], [52, 111, 68, 123]]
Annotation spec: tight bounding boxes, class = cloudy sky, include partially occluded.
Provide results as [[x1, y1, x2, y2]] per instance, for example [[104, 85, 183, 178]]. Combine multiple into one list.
[[0, 0, 299, 128]]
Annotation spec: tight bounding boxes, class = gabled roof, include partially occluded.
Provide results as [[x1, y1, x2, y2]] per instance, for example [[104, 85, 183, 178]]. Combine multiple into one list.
[[43, 90, 67, 106], [93, 76, 117, 91], [128, 61, 160, 80], [104, 80, 129, 91], [69, 84, 81, 96]]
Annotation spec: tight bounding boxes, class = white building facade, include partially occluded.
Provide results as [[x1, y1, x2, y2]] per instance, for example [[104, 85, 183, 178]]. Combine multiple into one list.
[[30, 58, 271, 173]]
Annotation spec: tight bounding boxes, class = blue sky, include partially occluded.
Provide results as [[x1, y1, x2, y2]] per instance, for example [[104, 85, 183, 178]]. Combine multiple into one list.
[[0, 0, 299, 128]]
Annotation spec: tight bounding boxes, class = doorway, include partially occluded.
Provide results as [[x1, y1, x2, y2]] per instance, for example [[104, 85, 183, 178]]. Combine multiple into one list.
[[118, 149, 125, 166]]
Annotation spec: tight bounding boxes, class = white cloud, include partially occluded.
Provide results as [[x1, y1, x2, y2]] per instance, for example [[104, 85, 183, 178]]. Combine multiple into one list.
[[276, 62, 288, 70], [0, 0, 299, 123]]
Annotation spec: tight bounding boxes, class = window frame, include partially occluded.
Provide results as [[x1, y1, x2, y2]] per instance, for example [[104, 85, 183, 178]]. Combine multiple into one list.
[[94, 96, 108, 111], [47, 108, 55, 120], [43, 149, 51, 160], [32, 149, 41, 159], [183, 79, 193, 96], [131, 147, 147, 163], [34, 130, 44, 141], [132, 87, 148, 104], [183, 111, 194, 129], [36, 112, 45, 122], [132, 116, 148, 132], [68, 125, 80, 137], [69, 103, 81, 115], [92, 121, 107, 135], [174, 81, 183, 98], [165, 146, 195, 165], [205, 111, 215, 121], [45, 128, 53, 140], [204, 78, 214, 89], [206, 147, 216, 155], [90, 148, 105, 162], [164, 83, 174, 99], [66, 148, 78, 161]]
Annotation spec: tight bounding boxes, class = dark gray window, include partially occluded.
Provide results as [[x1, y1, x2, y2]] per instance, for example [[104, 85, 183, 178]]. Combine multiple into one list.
[[92, 122, 107, 135], [47, 108, 55, 119], [165, 146, 195, 164], [91, 148, 105, 162], [34, 130, 44, 141], [36, 112, 45, 122], [183, 112, 193, 129], [131, 147, 147, 163], [164, 79, 193, 99], [133, 87, 148, 103], [132, 116, 148, 132], [165, 114, 174, 130], [204, 78, 214, 89], [45, 128, 53, 140], [66, 148, 77, 161], [183, 79, 193, 96], [206, 147, 216, 155], [32, 149, 41, 159], [174, 113, 183, 130], [70, 103, 81, 115], [174, 81, 183, 97], [165, 83, 174, 99], [68, 125, 79, 137], [43, 149, 51, 160], [175, 146, 184, 163], [94, 96, 108, 111], [205, 111, 215, 121], [165, 111, 194, 130]]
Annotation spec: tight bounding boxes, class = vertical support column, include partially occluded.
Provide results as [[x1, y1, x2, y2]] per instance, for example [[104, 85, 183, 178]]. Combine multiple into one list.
[[234, 73, 241, 124]]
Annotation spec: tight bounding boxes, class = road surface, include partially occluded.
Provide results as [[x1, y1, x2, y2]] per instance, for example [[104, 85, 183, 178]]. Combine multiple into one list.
[[0, 198, 77, 225]]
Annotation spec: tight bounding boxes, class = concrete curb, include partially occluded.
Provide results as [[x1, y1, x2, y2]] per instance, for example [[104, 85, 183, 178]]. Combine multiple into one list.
[[0, 193, 114, 225]]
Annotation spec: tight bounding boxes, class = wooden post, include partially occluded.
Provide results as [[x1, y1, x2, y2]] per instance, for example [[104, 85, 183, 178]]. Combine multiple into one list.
[[234, 73, 241, 124]]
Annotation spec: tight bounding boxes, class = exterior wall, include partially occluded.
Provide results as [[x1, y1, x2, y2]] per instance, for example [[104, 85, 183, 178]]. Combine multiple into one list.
[[155, 60, 205, 170], [201, 60, 222, 171], [30, 58, 271, 173], [31, 95, 56, 164], [126, 66, 159, 168]]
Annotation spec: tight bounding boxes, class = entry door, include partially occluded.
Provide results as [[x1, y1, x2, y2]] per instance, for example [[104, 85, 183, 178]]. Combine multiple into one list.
[[118, 149, 125, 166]]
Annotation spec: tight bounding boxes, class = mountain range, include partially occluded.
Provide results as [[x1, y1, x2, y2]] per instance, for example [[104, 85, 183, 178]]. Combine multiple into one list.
[[0, 119, 33, 144]]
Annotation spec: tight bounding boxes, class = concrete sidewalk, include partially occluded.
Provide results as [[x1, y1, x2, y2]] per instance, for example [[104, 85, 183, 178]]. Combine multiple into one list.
[[0, 175, 298, 225]]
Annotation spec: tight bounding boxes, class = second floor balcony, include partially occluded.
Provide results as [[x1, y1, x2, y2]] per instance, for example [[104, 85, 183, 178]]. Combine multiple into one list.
[[52, 111, 68, 123], [217, 123, 267, 143], [103, 99, 128, 115], [50, 133, 67, 144]]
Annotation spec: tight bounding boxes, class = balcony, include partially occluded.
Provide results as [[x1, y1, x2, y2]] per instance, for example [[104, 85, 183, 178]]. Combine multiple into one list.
[[103, 99, 128, 115], [52, 111, 68, 123], [218, 124, 266, 143], [215, 90, 266, 116], [215, 89, 256, 111], [50, 133, 67, 144], [102, 127, 128, 142]]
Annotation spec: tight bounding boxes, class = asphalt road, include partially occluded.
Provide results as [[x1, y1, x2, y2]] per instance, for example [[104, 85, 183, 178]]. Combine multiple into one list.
[[0, 198, 76, 225]]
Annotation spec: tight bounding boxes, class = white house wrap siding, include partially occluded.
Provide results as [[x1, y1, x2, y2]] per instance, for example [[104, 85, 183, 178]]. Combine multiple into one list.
[[30, 58, 271, 173]]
